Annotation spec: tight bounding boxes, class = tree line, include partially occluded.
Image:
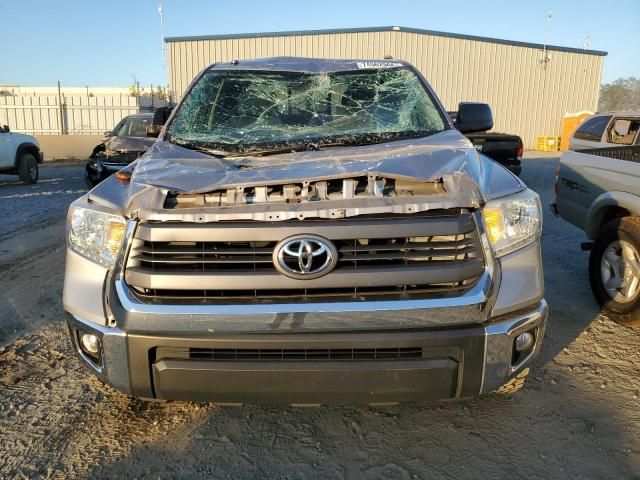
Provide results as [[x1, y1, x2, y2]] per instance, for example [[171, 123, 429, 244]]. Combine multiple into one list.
[[598, 77, 640, 112]]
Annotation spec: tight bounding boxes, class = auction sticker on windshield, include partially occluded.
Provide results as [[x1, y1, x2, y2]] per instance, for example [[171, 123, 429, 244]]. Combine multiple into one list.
[[356, 62, 404, 69]]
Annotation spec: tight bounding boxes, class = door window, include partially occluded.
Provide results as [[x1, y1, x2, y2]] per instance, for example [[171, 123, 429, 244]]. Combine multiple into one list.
[[608, 118, 640, 145]]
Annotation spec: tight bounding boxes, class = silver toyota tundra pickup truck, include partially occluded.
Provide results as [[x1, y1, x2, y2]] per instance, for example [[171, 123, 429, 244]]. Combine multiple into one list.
[[63, 57, 547, 404]]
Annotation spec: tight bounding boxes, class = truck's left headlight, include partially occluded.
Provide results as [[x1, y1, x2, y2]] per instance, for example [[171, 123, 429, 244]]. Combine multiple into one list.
[[67, 207, 127, 268], [481, 189, 542, 257]]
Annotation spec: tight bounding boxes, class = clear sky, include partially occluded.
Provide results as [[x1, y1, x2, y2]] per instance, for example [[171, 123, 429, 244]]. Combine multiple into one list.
[[0, 0, 638, 88]]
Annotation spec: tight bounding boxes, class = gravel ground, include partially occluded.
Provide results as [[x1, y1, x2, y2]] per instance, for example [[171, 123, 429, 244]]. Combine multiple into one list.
[[0, 164, 87, 239], [0, 156, 639, 479], [0, 163, 88, 345]]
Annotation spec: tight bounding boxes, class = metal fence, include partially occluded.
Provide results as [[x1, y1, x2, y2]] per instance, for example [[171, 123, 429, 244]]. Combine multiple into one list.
[[0, 93, 168, 136]]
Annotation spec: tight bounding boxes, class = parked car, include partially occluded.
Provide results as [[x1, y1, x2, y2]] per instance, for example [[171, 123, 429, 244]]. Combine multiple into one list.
[[0, 125, 43, 184], [85, 113, 156, 186], [554, 145, 640, 325], [64, 57, 546, 404], [568, 112, 640, 150], [448, 112, 523, 175]]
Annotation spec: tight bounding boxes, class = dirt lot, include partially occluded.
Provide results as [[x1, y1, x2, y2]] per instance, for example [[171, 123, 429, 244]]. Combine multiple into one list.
[[0, 157, 639, 479]]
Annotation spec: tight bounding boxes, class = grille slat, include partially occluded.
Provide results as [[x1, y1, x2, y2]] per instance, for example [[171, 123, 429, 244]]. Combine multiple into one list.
[[130, 254, 274, 264], [339, 246, 477, 263], [338, 238, 475, 252], [136, 246, 274, 255], [130, 282, 474, 303]]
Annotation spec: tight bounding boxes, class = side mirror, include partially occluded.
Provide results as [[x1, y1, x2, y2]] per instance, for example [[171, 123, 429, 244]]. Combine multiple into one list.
[[456, 102, 493, 134], [104, 131, 113, 138], [147, 106, 173, 138], [2, 125, 10, 133], [146, 124, 162, 138], [153, 106, 172, 125]]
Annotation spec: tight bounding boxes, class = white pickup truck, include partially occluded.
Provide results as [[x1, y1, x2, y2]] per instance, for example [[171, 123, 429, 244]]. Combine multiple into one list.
[[0, 125, 43, 184], [555, 145, 640, 325]]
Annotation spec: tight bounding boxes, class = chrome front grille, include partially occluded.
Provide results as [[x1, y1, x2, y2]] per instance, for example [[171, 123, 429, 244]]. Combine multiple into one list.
[[124, 213, 485, 304], [129, 236, 479, 272]]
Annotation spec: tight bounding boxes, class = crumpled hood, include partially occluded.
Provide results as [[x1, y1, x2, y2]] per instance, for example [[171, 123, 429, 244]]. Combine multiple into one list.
[[133, 131, 470, 191], [88, 130, 524, 215]]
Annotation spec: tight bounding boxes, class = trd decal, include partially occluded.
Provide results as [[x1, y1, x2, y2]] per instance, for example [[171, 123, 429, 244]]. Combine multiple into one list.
[[561, 178, 588, 194]]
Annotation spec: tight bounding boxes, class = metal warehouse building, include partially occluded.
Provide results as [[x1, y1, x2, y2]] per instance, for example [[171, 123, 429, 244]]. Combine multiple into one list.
[[165, 26, 607, 148]]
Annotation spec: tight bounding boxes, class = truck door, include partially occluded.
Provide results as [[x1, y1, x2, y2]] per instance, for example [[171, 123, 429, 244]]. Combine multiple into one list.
[[0, 128, 14, 169]]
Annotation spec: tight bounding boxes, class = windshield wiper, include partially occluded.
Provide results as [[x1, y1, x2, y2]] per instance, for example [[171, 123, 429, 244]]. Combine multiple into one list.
[[223, 144, 322, 158], [223, 140, 373, 158]]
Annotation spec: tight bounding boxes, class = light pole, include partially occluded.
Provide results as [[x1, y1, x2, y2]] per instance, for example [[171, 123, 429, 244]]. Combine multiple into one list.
[[540, 10, 553, 68], [158, 4, 165, 66]]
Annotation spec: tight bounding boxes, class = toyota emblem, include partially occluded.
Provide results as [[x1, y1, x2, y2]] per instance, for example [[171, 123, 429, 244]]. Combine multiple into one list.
[[273, 235, 338, 280]]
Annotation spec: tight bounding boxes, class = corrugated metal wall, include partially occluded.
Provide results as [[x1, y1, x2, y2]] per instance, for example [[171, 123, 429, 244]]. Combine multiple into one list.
[[167, 30, 604, 148]]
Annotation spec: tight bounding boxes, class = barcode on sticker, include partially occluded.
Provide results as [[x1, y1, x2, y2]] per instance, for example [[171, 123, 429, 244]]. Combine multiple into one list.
[[356, 62, 404, 69]]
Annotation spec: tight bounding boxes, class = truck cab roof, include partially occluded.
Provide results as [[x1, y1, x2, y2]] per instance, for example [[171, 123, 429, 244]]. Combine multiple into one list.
[[207, 56, 412, 74]]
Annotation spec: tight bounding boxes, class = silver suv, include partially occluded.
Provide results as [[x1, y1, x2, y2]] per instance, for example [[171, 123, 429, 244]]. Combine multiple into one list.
[[63, 58, 547, 404]]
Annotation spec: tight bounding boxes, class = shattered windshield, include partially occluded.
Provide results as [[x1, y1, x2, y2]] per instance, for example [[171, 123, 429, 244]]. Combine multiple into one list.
[[167, 67, 447, 154]]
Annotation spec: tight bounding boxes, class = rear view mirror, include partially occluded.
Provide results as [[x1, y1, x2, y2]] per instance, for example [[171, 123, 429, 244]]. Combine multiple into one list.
[[2, 125, 10, 133], [456, 103, 493, 134], [104, 131, 113, 138]]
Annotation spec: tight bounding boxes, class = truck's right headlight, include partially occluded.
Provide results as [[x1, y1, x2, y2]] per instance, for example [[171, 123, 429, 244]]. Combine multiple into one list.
[[482, 189, 542, 257], [67, 206, 127, 268]]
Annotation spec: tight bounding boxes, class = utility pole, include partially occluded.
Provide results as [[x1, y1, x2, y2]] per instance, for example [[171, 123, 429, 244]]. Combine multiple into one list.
[[540, 10, 553, 69], [583, 34, 591, 50], [57, 80, 65, 135], [158, 4, 166, 67]]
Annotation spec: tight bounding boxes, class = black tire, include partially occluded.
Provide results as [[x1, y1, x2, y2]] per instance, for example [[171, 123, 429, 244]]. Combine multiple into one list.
[[17, 153, 38, 184], [589, 217, 640, 326], [494, 368, 529, 395]]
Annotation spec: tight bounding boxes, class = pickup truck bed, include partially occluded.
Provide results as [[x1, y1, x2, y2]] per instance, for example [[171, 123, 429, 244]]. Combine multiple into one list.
[[447, 113, 523, 175], [466, 132, 523, 175], [555, 144, 640, 325]]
